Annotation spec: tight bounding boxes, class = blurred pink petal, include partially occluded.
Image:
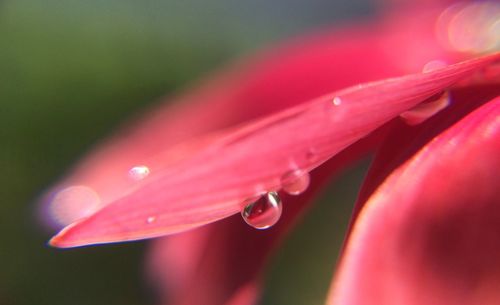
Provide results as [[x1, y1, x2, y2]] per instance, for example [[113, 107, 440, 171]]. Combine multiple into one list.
[[330, 95, 500, 304], [49, 53, 498, 248]]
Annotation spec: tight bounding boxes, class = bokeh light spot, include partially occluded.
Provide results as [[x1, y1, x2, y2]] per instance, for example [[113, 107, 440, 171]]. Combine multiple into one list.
[[48, 185, 101, 227], [436, 2, 500, 53]]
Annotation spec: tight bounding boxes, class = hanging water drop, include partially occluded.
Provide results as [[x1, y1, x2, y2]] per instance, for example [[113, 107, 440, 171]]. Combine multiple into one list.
[[241, 192, 282, 229], [129, 165, 150, 180], [400, 91, 451, 125], [281, 170, 310, 195], [422, 60, 447, 73], [306, 148, 319, 163]]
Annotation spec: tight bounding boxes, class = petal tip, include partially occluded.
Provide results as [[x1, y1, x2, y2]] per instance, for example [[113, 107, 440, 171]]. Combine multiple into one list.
[[48, 235, 66, 248], [48, 221, 96, 248], [48, 226, 79, 248]]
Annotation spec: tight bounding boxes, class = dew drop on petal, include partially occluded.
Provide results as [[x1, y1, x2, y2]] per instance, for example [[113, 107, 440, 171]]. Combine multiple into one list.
[[332, 96, 342, 106], [241, 192, 282, 229], [400, 91, 451, 125], [129, 165, 150, 180], [280, 170, 310, 195], [422, 60, 447, 73], [146, 216, 156, 224], [306, 148, 319, 163]]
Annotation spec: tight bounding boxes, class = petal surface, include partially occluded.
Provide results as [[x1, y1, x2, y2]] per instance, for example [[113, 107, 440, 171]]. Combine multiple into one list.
[[330, 96, 500, 305], [50, 53, 499, 248]]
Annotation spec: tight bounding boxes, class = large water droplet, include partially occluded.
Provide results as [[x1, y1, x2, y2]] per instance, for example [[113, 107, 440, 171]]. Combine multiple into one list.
[[422, 60, 447, 73], [241, 192, 282, 229], [400, 91, 451, 125], [281, 170, 310, 195], [129, 165, 150, 180]]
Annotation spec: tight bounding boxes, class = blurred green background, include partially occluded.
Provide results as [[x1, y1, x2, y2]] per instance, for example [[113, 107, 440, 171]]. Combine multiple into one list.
[[0, 0, 374, 304]]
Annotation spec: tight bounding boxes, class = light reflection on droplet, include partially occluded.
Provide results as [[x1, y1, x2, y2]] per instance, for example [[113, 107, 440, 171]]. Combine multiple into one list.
[[147, 216, 156, 224], [241, 192, 282, 229], [129, 165, 150, 180], [332, 96, 342, 106], [280, 170, 310, 195], [400, 91, 451, 125], [49, 185, 101, 226]]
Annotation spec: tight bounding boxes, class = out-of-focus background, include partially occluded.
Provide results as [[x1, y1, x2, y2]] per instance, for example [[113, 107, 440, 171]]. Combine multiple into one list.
[[0, 0, 375, 304]]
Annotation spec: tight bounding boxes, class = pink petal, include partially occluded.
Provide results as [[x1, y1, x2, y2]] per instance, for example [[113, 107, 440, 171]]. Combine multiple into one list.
[[49, 53, 499, 248], [44, 5, 462, 239], [147, 133, 383, 305], [42, 6, 460, 230], [330, 96, 500, 305]]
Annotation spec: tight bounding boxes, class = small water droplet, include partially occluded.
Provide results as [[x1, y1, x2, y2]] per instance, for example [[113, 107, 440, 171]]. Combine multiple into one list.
[[146, 216, 156, 224], [241, 192, 282, 229], [281, 170, 310, 195], [332, 96, 342, 106], [129, 165, 150, 180], [306, 148, 319, 163], [422, 60, 447, 73]]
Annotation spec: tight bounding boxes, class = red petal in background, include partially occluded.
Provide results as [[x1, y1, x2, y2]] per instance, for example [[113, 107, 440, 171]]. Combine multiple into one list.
[[49, 53, 499, 248], [329, 95, 500, 305]]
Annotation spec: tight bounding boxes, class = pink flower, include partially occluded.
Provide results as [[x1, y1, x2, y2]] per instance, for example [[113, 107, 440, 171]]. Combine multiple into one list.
[[44, 2, 500, 305]]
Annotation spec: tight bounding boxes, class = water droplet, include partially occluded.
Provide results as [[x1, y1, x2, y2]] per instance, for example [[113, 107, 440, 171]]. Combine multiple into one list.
[[306, 148, 318, 163], [281, 170, 310, 195], [129, 165, 150, 180], [400, 91, 451, 125], [422, 60, 447, 73], [146, 216, 156, 224], [241, 192, 282, 229], [332, 96, 342, 106]]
